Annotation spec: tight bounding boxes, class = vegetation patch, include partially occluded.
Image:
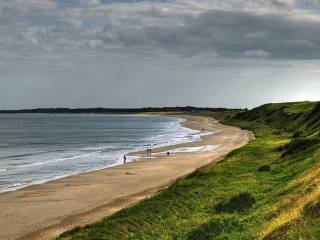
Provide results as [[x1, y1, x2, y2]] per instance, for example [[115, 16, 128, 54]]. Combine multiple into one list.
[[263, 222, 293, 240], [292, 131, 303, 138], [187, 217, 243, 240], [258, 165, 271, 172], [281, 137, 320, 157], [214, 192, 256, 213], [303, 198, 320, 218]]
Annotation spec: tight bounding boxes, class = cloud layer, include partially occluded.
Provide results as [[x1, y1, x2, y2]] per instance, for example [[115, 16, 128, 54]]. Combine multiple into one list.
[[0, 0, 320, 108], [2, 0, 320, 60]]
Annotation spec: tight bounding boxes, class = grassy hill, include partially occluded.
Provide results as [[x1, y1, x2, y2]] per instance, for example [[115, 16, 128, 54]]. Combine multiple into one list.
[[57, 101, 320, 240], [233, 101, 320, 135]]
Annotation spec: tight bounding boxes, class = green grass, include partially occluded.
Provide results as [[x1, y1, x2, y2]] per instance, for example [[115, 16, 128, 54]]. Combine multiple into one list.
[[234, 102, 320, 135], [259, 101, 319, 114], [285, 101, 319, 114], [57, 102, 320, 240]]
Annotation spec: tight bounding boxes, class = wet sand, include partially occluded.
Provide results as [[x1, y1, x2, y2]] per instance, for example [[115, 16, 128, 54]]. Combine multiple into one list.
[[0, 115, 254, 240]]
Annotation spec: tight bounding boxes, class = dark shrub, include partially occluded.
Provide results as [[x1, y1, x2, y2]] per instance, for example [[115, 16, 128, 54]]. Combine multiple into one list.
[[273, 130, 281, 135], [304, 199, 320, 217], [281, 137, 320, 157], [292, 131, 303, 138], [214, 192, 256, 213], [258, 165, 271, 172], [276, 145, 285, 152]]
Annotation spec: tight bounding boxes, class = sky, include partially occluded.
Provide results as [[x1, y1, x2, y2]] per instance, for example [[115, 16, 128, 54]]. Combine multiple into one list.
[[1, 0, 320, 109]]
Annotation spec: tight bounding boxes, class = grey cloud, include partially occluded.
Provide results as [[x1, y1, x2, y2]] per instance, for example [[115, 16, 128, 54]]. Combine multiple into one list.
[[2, 0, 320, 60], [91, 9, 320, 59], [270, 0, 295, 7]]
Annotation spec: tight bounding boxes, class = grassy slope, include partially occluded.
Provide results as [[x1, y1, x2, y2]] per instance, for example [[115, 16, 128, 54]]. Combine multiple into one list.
[[58, 102, 320, 240]]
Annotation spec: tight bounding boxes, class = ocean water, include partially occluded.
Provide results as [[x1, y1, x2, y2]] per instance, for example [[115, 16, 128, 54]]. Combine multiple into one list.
[[0, 114, 207, 193]]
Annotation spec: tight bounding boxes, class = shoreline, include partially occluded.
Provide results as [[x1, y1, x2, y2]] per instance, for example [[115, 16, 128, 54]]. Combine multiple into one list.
[[0, 114, 254, 240], [0, 115, 207, 194]]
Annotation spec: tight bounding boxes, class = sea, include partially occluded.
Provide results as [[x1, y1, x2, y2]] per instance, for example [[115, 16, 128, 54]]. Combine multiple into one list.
[[0, 114, 211, 193]]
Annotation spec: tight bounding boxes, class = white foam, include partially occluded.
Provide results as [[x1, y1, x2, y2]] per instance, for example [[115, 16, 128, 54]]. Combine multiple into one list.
[[16, 153, 95, 169], [144, 128, 221, 152], [151, 144, 220, 156], [80, 145, 117, 151], [171, 145, 219, 153]]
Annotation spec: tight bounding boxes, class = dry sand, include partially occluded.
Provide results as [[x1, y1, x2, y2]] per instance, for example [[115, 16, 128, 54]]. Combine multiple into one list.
[[0, 115, 254, 240]]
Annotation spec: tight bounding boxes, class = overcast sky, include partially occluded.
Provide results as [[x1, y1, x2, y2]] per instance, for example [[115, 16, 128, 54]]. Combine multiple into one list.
[[1, 0, 320, 109]]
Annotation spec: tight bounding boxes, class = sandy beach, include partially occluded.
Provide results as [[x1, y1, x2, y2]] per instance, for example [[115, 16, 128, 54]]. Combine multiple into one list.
[[0, 114, 253, 240]]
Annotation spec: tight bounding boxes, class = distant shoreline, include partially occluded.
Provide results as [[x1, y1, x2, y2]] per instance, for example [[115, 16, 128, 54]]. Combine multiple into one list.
[[0, 107, 245, 114]]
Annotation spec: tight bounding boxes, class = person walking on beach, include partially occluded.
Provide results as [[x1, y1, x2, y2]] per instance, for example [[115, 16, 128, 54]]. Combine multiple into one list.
[[123, 155, 127, 163]]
